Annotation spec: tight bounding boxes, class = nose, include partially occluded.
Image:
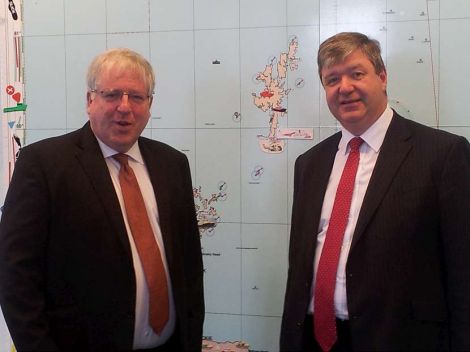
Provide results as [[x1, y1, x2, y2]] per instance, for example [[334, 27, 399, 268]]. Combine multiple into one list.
[[116, 94, 132, 112], [338, 76, 354, 94]]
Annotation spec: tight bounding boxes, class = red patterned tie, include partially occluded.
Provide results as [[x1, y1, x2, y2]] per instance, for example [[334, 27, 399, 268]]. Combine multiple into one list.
[[314, 137, 363, 351], [114, 153, 169, 334]]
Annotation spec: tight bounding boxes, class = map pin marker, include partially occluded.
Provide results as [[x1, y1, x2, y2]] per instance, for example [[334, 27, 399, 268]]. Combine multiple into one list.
[[12, 92, 21, 103], [6, 85, 15, 95]]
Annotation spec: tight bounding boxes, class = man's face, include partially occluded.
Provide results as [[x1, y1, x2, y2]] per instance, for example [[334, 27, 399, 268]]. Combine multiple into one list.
[[87, 68, 152, 152], [321, 49, 387, 135]]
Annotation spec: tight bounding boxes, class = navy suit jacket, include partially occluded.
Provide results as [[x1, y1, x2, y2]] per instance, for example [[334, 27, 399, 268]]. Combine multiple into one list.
[[0, 123, 204, 351], [280, 113, 470, 351]]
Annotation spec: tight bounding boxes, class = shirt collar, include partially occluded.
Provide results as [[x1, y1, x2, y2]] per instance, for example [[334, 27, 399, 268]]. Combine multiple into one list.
[[339, 104, 394, 154], [95, 137, 144, 165]]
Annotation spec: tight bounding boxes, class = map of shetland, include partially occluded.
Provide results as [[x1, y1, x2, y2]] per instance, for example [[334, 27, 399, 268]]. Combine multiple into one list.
[[4, 1, 470, 351], [252, 37, 312, 154]]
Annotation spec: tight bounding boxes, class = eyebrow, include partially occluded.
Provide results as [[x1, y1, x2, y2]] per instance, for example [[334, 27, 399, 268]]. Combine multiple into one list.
[[348, 63, 367, 71], [323, 63, 367, 77]]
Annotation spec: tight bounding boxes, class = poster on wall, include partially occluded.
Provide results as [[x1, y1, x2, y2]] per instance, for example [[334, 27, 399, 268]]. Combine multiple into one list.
[[3, 0, 470, 350]]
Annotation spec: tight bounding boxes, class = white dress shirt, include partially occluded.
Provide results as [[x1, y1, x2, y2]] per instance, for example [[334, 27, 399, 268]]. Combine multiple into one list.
[[97, 139, 176, 349], [309, 105, 394, 319]]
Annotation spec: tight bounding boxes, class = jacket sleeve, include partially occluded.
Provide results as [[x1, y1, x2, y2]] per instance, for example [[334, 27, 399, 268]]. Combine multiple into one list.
[[438, 136, 470, 350], [179, 154, 205, 351], [0, 147, 58, 351]]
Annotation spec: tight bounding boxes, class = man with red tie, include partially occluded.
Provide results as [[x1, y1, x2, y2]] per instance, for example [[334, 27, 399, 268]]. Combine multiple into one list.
[[0, 48, 204, 351], [280, 32, 470, 351]]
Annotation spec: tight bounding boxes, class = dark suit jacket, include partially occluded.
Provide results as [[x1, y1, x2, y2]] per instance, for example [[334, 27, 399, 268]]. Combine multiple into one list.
[[0, 123, 204, 351], [280, 113, 470, 351]]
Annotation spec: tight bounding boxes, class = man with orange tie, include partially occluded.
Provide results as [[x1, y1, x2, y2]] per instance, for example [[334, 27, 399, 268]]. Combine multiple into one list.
[[280, 32, 470, 351], [0, 48, 204, 351]]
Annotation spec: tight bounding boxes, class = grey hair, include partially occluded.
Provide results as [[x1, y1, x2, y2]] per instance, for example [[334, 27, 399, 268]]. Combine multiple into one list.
[[86, 48, 155, 95]]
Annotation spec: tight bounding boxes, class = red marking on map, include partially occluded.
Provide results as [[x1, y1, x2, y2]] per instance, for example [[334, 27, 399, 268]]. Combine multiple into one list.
[[6, 85, 15, 95], [12, 92, 21, 103], [272, 106, 286, 112], [260, 90, 274, 98]]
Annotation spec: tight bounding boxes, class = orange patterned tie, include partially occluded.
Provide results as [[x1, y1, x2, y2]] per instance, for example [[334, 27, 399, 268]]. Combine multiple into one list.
[[113, 153, 169, 334], [314, 137, 363, 351]]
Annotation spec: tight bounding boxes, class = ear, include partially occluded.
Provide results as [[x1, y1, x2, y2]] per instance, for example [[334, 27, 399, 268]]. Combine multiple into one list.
[[86, 91, 94, 115], [86, 91, 93, 106], [319, 70, 326, 88], [148, 96, 154, 109], [379, 69, 387, 91]]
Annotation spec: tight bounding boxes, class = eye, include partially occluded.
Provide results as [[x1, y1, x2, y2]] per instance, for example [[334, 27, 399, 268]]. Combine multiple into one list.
[[102, 90, 122, 101], [323, 76, 339, 87], [352, 71, 365, 79], [129, 93, 146, 103]]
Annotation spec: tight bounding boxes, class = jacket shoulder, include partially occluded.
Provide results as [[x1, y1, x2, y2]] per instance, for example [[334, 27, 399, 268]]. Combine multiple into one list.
[[138, 136, 188, 161], [393, 113, 467, 144], [297, 131, 341, 164]]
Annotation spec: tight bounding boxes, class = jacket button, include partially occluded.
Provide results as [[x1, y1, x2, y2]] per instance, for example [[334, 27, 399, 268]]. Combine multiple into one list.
[[296, 321, 303, 328]]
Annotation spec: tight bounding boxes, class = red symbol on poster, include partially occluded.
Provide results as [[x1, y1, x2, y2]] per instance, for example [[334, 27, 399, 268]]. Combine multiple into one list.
[[260, 90, 274, 98], [12, 92, 21, 103], [6, 85, 15, 95]]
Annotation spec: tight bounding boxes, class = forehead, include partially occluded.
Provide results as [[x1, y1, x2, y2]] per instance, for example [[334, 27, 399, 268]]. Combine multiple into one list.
[[321, 50, 373, 76], [97, 65, 146, 87]]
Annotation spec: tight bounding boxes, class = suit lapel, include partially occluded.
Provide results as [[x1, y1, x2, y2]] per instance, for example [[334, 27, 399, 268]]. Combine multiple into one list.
[[295, 132, 341, 261], [74, 123, 132, 257], [351, 113, 413, 250], [309, 134, 341, 239], [139, 140, 174, 263]]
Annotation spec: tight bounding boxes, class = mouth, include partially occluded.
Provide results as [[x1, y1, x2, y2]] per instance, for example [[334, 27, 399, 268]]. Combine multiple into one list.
[[116, 120, 132, 127], [340, 98, 361, 105]]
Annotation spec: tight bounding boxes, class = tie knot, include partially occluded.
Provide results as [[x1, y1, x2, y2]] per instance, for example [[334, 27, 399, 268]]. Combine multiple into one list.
[[349, 137, 363, 152], [113, 153, 129, 166]]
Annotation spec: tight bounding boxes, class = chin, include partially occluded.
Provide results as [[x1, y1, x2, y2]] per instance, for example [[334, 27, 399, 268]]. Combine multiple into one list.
[[106, 140, 129, 153], [338, 110, 366, 121]]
